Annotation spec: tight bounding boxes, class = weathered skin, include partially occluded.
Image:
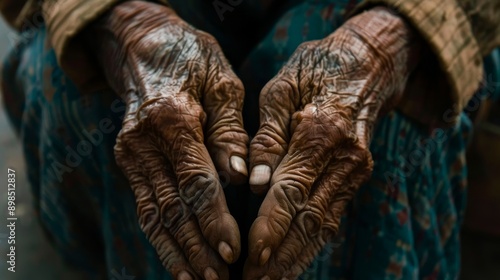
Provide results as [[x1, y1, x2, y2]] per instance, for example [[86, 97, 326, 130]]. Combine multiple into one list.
[[84, 1, 421, 278], [245, 7, 421, 279], [85, 2, 249, 279]]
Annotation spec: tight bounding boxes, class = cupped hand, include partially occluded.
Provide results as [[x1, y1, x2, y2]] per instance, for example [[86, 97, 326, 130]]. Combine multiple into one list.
[[86, 2, 249, 279], [245, 7, 420, 279]]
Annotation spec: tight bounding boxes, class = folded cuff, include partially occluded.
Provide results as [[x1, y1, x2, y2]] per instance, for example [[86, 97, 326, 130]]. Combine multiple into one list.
[[42, 0, 170, 93], [355, 0, 484, 126]]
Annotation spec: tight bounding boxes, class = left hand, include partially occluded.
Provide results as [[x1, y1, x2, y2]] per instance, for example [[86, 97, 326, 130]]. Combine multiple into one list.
[[244, 7, 420, 279]]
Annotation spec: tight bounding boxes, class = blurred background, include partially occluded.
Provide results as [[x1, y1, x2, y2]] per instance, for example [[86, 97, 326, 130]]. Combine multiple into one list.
[[0, 15, 498, 280], [0, 18, 83, 280]]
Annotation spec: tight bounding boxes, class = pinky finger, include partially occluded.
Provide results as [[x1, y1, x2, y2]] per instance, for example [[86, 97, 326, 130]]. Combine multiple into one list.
[[285, 166, 369, 279], [118, 148, 199, 279], [284, 192, 354, 279]]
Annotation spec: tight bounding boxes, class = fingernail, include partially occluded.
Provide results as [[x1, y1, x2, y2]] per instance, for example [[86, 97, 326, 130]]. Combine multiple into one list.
[[230, 156, 248, 176], [204, 267, 219, 280], [218, 241, 234, 263], [178, 271, 193, 280], [249, 165, 271, 185], [260, 276, 271, 280], [259, 247, 272, 266]]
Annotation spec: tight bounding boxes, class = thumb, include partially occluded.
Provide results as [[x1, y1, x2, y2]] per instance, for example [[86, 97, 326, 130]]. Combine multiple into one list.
[[249, 77, 298, 194], [204, 61, 249, 186]]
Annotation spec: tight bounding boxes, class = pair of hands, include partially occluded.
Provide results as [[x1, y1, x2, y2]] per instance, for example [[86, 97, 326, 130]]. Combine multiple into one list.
[[86, 2, 418, 279]]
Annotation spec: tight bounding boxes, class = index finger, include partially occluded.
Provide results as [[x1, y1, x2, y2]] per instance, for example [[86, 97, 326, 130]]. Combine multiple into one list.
[[150, 93, 241, 264], [248, 102, 355, 266], [203, 48, 249, 185]]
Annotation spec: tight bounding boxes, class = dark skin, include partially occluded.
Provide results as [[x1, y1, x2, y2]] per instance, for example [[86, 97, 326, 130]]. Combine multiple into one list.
[[85, 2, 248, 279], [245, 7, 420, 279], [84, 2, 420, 279]]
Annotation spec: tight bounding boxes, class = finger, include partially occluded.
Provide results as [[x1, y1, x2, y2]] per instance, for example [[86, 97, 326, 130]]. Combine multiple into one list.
[[285, 165, 371, 279], [283, 226, 331, 279], [282, 134, 372, 278], [130, 140, 230, 279], [278, 157, 362, 279], [204, 55, 249, 185], [248, 102, 353, 265], [115, 143, 198, 279], [248, 41, 322, 195], [249, 76, 298, 194], [152, 95, 241, 264], [245, 157, 356, 279], [280, 118, 373, 278], [245, 152, 366, 279]]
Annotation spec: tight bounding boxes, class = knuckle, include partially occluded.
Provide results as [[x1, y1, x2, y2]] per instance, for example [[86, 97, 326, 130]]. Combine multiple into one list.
[[124, 170, 147, 190], [151, 234, 183, 268], [182, 240, 221, 275], [158, 242, 178, 268], [114, 148, 134, 173], [300, 209, 323, 237], [160, 196, 191, 231], [179, 174, 219, 211], [274, 247, 294, 273], [260, 78, 294, 102], [251, 127, 287, 153], [206, 116, 248, 146], [322, 217, 341, 239], [296, 41, 317, 53], [216, 71, 244, 93], [268, 210, 291, 241], [196, 30, 218, 46], [137, 202, 161, 236], [143, 97, 206, 142], [146, 95, 204, 123], [198, 213, 219, 236], [278, 182, 307, 211], [117, 124, 143, 146], [185, 241, 205, 263], [292, 105, 356, 149], [322, 203, 348, 239]]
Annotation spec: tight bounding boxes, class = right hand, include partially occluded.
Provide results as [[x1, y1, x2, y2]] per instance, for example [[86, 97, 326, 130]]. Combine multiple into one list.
[[85, 2, 249, 279], [244, 7, 418, 278]]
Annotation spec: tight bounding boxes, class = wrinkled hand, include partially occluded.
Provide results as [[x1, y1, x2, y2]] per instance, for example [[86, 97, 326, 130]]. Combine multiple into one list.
[[245, 7, 420, 279], [86, 2, 248, 279]]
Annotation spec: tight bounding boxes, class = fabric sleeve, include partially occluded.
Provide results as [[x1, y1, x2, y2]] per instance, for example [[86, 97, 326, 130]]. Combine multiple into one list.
[[460, 0, 500, 58], [354, 0, 500, 126], [42, 0, 170, 93]]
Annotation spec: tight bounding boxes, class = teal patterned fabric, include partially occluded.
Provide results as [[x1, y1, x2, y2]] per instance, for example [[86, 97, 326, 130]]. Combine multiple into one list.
[[2, 0, 499, 279]]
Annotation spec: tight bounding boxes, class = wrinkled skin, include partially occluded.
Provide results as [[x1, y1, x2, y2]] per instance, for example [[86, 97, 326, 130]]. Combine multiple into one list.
[[245, 7, 420, 279], [84, 1, 421, 279], [85, 2, 249, 279]]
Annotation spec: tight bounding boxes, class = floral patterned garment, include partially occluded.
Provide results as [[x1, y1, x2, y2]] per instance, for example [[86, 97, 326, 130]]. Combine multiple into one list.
[[2, 0, 499, 279]]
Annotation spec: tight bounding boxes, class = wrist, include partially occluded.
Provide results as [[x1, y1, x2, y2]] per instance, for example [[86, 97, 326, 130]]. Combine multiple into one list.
[[329, 6, 422, 117], [348, 6, 421, 68], [91, 1, 179, 42], [341, 6, 421, 93], [82, 1, 180, 98]]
